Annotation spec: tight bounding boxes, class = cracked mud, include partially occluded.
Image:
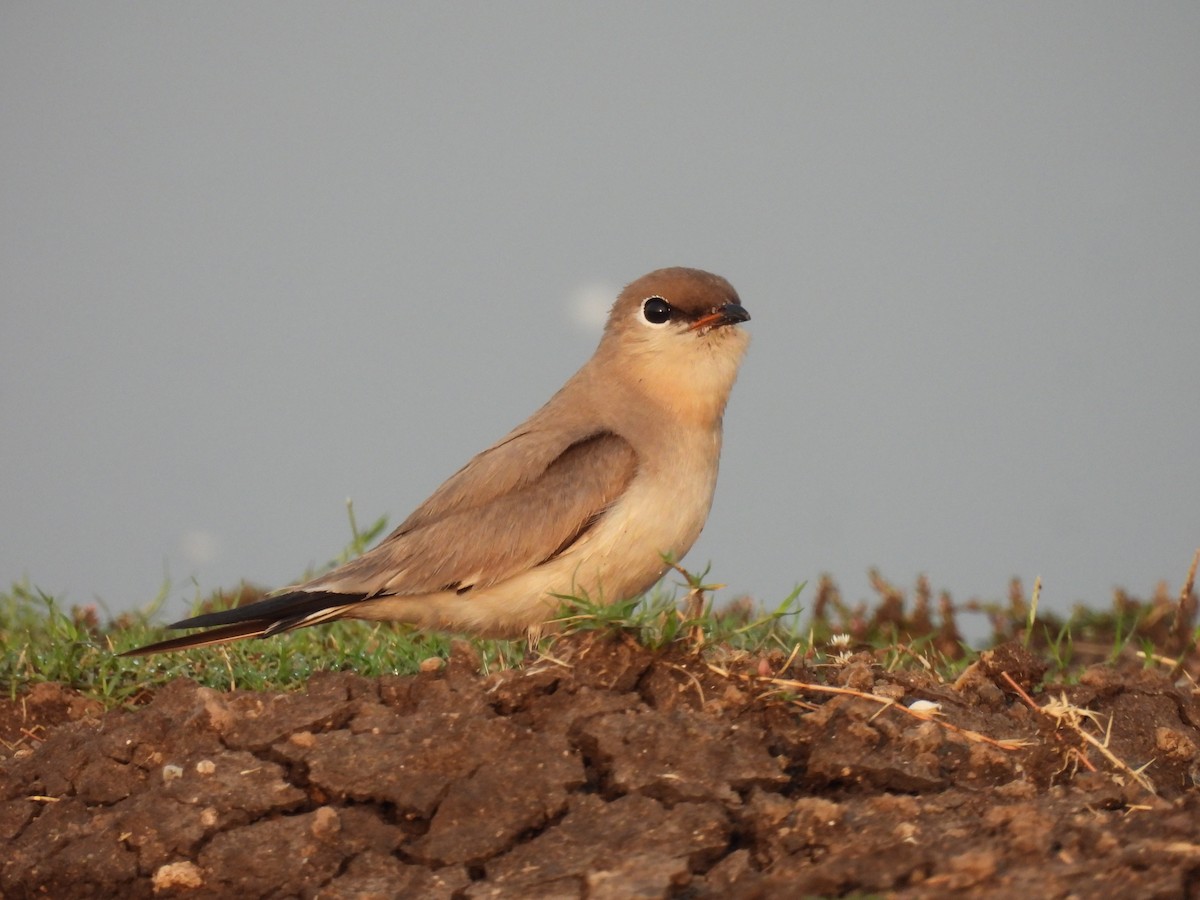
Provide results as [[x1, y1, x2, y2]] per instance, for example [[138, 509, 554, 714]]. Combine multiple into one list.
[[4, 634, 1200, 898]]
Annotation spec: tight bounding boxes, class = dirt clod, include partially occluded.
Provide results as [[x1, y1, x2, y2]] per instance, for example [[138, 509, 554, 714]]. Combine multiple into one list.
[[4, 633, 1200, 897]]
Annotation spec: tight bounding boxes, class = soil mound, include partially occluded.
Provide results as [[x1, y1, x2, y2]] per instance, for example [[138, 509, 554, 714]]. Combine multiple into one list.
[[3, 633, 1200, 898]]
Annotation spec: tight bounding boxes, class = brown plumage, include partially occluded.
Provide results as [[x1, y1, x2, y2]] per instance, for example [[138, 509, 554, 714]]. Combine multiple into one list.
[[123, 267, 750, 655]]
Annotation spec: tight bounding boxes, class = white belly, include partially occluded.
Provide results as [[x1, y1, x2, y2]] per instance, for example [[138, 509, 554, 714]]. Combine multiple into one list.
[[376, 426, 724, 636]]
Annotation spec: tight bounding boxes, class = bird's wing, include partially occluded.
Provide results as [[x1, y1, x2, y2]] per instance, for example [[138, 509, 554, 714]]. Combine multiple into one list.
[[299, 429, 639, 598]]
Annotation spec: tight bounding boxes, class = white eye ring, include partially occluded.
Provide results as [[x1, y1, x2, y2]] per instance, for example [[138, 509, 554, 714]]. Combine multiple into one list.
[[641, 296, 674, 326]]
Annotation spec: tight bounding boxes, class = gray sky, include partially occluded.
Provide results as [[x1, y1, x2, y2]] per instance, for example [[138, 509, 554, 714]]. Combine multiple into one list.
[[3, 4, 1198, 638]]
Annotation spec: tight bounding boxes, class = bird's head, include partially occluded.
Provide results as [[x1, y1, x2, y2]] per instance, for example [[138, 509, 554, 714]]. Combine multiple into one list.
[[599, 267, 751, 424]]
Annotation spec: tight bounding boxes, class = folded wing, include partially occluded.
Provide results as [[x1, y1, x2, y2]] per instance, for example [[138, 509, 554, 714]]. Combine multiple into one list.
[[122, 428, 640, 653], [306, 429, 639, 597]]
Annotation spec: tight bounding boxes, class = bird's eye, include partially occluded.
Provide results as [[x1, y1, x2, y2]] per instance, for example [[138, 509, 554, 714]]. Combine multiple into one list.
[[641, 297, 674, 325]]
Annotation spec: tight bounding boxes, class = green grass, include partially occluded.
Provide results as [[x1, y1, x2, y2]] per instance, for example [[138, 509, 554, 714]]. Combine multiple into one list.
[[0, 579, 521, 703], [3, 537, 1197, 706], [0, 511, 525, 703], [0, 568, 808, 706], [552, 561, 807, 653]]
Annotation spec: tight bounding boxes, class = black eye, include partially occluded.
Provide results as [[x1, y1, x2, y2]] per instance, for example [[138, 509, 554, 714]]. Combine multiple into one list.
[[641, 297, 674, 325]]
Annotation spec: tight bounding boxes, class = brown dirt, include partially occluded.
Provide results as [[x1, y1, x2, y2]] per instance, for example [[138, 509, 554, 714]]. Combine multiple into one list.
[[3, 633, 1200, 899]]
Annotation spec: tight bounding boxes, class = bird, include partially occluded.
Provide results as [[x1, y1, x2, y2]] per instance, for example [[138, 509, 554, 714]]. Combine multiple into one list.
[[123, 267, 750, 655]]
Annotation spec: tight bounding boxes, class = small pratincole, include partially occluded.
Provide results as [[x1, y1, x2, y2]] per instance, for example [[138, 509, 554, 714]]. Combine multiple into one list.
[[123, 267, 750, 655]]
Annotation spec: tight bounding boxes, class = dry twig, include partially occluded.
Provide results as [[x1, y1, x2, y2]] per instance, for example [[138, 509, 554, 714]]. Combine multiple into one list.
[[1001, 670, 1155, 794], [749, 674, 1027, 752]]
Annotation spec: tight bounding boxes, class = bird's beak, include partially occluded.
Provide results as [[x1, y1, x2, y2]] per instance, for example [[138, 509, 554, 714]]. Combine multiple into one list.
[[690, 302, 751, 332]]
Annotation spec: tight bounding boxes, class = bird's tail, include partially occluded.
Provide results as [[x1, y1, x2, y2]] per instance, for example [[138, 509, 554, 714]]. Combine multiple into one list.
[[119, 590, 363, 656]]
